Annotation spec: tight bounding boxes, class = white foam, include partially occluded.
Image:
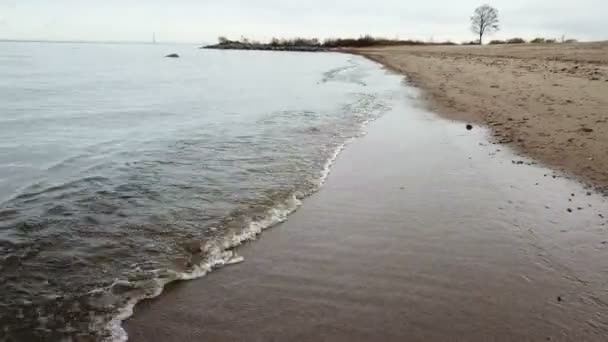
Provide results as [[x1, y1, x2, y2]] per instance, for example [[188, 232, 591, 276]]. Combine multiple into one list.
[[107, 194, 302, 341], [226, 255, 245, 265], [319, 116, 380, 187], [319, 142, 347, 186]]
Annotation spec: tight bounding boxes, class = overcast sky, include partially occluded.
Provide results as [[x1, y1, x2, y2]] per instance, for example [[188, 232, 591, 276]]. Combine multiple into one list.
[[0, 0, 605, 43]]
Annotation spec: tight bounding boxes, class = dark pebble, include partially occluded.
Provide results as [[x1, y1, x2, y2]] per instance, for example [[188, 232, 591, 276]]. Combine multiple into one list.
[[466, 124, 473, 131], [567, 208, 573, 213]]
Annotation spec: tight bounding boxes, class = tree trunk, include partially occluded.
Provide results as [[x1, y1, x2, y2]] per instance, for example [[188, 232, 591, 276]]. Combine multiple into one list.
[[479, 32, 483, 45]]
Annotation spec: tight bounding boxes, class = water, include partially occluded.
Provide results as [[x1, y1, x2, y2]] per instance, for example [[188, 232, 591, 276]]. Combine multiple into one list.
[[0, 42, 402, 340]]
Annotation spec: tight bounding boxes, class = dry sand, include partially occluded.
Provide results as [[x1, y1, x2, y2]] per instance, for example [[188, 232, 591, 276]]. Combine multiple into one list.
[[353, 42, 608, 192], [126, 90, 608, 341]]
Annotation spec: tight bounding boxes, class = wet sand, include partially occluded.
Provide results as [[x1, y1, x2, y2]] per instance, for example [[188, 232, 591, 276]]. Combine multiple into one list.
[[125, 84, 608, 341], [353, 42, 608, 192]]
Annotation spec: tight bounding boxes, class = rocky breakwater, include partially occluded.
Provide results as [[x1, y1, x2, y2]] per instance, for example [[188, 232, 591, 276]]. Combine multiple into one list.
[[202, 41, 328, 52]]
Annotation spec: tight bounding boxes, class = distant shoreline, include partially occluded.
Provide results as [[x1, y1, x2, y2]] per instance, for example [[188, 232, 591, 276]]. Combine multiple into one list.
[[202, 36, 459, 53]]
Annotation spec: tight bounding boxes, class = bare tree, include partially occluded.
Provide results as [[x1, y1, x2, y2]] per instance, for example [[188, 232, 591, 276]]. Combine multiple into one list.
[[470, 5, 499, 45]]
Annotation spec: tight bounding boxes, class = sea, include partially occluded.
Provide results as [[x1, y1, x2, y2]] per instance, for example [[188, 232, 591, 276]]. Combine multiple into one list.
[[0, 42, 404, 341]]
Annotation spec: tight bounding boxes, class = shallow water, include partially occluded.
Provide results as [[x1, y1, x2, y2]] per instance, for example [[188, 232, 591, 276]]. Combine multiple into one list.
[[126, 82, 608, 342], [0, 42, 401, 340]]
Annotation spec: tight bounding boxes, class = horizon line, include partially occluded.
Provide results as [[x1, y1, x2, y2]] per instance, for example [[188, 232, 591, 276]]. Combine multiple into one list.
[[0, 38, 205, 45]]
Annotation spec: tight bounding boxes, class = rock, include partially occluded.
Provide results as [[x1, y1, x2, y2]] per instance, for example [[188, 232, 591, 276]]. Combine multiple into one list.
[[567, 208, 573, 213], [557, 296, 563, 302], [580, 127, 593, 133], [165, 53, 180, 58], [466, 124, 473, 131]]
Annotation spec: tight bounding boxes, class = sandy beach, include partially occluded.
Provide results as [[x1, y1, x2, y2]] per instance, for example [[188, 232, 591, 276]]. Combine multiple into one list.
[[125, 78, 608, 341], [3, 2, 608, 341], [353, 42, 608, 192]]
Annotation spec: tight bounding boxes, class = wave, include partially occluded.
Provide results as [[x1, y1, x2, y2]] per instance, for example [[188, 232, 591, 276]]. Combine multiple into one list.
[[107, 111, 383, 342], [0, 95, 390, 342], [321, 59, 367, 86], [106, 193, 302, 342]]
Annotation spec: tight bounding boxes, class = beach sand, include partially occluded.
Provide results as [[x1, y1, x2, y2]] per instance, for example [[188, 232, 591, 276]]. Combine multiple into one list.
[[353, 42, 608, 192], [125, 91, 608, 341]]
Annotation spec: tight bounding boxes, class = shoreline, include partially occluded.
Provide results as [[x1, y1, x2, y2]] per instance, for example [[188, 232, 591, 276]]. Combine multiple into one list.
[[125, 58, 608, 341], [108, 59, 389, 340], [109, 115, 375, 341], [349, 42, 608, 193]]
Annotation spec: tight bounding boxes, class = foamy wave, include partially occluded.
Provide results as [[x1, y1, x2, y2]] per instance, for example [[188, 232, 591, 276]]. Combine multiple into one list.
[[319, 116, 380, 186], [319, 142, 347, 186], [108, 194, 302, 341]]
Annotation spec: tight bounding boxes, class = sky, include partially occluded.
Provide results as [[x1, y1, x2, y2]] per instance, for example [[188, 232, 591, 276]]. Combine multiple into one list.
[[0, 0, 605, 44]]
